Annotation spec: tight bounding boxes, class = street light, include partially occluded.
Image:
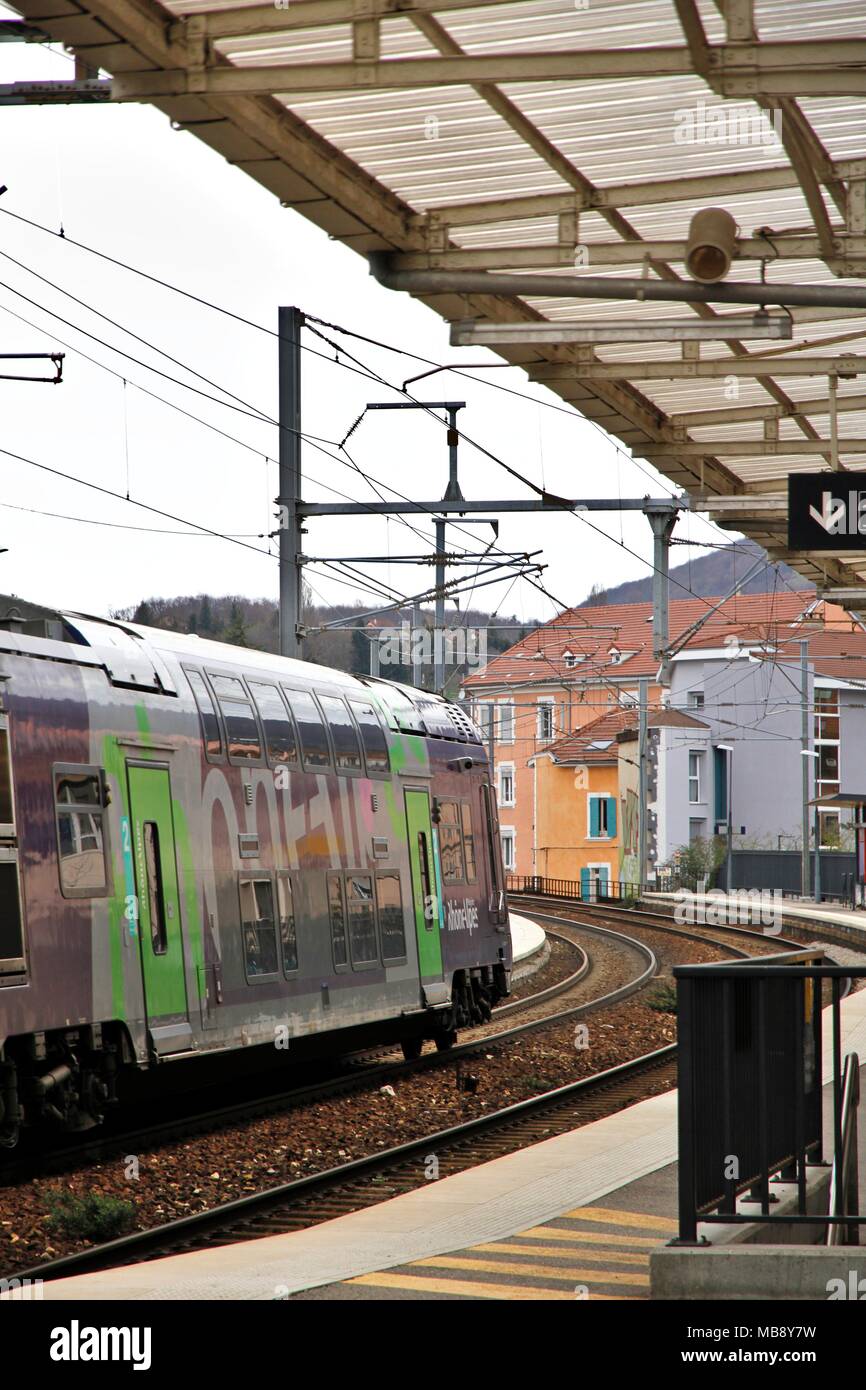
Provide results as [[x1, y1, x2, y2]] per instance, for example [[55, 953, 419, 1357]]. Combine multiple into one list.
[[801, 749, 821, 902], [717, 744, 734, 894]]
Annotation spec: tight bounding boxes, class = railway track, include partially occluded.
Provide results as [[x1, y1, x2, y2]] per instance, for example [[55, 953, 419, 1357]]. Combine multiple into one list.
[[5, 904, 775, 1286], [9, 1043, 678, 1287], [0, 921, 631, 1186]]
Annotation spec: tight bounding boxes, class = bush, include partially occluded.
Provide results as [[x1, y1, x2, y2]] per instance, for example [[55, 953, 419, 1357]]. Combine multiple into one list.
[[672, 835, 726, 890], [45, 1190, 136, 1243], [647, 982, 678, 1015]]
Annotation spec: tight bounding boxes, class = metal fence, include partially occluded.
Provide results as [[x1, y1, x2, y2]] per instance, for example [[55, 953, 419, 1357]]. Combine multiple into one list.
[[506, 873, 641, 903], [674, 950, 866, 1244], [506, 864, 859, 907]]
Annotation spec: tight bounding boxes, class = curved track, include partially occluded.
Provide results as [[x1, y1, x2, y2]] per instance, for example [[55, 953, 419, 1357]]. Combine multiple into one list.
[[5, 905, 771, 1285]]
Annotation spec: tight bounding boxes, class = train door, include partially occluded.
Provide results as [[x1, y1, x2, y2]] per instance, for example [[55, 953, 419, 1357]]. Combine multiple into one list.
[[126, 764, 190, 1048], [404, 788, 448, 1004]]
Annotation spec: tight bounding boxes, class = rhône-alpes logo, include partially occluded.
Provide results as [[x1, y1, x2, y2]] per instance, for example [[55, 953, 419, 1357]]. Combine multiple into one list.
[[446, 897, 479, 934]]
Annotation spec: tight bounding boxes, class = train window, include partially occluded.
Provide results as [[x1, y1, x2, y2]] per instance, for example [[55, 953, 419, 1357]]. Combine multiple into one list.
[[461, 802, 477, 883], [347, 874, 378, 966], [283, 689, 330, 770], [376, 873, 406, 961], [327, 873, 348, 969], [319, 696, 362, 773], [54, 768, 108, 898], [142, 821, 167, 956], [249, 682, 298, 768], [482, 783, 505, 917], [183, 668, 223, 760], [0, 856, 24, 972], [417, 831, 434, 930], [239, 877, 279, 980], [438, 801, 465, 884], [210, 675, 261, 762], [0, 717, 14, 833], [349, 700, 389, 775], [277, 872, 298, 974]]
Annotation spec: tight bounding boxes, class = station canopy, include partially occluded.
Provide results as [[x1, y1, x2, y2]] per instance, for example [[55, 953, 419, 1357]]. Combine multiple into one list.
[[11, 0, 866, 596]]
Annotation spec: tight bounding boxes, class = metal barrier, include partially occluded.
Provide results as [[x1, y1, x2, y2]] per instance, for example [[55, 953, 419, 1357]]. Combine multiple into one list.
[[827, 1053, 860, 1246], [506, 873, 641, 903], [674, 952, 866, 1244]]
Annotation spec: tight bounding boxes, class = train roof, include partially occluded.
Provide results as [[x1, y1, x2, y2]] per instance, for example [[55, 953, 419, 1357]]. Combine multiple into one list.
[[0, 594, 482, 740]]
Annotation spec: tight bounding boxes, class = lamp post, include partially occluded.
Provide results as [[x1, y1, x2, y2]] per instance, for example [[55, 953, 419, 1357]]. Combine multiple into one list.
[[717, 743, 733, 895], [801, 749, 821, 901]]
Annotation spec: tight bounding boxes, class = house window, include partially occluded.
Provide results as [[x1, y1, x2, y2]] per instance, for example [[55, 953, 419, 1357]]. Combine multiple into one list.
[[537, 701, 554, 743], [498, 701, 515, 744], [588, 794, 616, 839], [687, 689, 705, 709], [814, 689, 840, 803], [498, 764, 515, 808], [500, 828, 515, 871], [620, 689, 639, 707], [688, 751, 703, 804], [473, 702, 493, 742], [819, 810, 842, 849]]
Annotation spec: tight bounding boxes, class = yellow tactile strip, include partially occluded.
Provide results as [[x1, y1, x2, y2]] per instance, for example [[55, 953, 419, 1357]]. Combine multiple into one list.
[[345, 1206, 676, 1301]]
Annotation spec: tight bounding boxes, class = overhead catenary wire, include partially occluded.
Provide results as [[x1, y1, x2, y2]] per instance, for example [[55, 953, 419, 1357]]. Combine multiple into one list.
[[0, 206, 821, 631]]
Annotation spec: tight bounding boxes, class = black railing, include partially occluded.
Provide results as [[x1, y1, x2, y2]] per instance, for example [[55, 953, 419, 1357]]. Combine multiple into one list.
[[506, 873, 642, 903], [674, 952, 866, 1244]]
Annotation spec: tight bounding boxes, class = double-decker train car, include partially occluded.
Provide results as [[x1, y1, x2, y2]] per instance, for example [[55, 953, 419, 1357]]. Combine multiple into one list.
[[0, 596, 510, 1146]]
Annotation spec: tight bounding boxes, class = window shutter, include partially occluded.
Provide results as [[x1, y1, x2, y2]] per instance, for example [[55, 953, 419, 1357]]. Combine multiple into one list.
[[607, 796, 617, 838], [580, 867, 590, 901], [589, 797, 600, 838]]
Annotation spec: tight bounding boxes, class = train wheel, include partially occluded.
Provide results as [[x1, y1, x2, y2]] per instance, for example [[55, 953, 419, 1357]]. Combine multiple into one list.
[[401, 1038, 423, 1062], [435, 1029, 457, 1052]]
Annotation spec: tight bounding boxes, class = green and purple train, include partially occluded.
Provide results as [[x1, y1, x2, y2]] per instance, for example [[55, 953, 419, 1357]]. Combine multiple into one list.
[[0, 596, 511, 1145]]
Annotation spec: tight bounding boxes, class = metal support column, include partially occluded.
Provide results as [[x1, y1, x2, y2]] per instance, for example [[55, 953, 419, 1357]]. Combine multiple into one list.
[[412, 603, 423, 690], [638, 677, 649, 892], [644, 502, 678, 682], [801, 640, 811, 896], [278, 306, 304, 660]]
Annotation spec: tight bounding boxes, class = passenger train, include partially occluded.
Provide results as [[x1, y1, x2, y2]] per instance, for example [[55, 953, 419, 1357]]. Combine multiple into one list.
[[0, 596, 511, 1145]]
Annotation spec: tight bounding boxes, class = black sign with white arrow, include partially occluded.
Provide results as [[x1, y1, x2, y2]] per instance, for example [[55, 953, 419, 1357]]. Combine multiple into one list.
[[788, 471, 866, 550]]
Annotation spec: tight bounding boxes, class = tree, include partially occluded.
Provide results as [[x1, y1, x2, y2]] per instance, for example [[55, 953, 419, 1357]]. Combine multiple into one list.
[[673, 835, 726, 889], [224, 600, 248, 647], [198, 595, 214, 635]]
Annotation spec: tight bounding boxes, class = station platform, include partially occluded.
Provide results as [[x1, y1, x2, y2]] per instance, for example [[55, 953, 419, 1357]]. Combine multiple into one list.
[[647, 889, 866, 941], [35, 904, 866, 1302], [508, 911, 546, 966]]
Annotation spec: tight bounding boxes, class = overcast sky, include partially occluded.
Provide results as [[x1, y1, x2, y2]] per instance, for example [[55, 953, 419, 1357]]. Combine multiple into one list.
[[0, 26, 733, 630]]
